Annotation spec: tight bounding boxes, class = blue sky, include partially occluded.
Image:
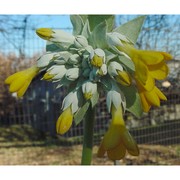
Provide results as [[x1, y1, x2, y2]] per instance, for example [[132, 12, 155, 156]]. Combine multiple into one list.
[[0, 15, 179, 59]]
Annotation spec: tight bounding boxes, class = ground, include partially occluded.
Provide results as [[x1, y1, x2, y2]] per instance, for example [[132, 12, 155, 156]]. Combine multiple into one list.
[[0, 125, 179, 165]]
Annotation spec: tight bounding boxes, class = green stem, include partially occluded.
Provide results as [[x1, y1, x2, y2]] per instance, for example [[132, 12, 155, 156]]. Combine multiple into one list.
[[81, 106, 95, 165]]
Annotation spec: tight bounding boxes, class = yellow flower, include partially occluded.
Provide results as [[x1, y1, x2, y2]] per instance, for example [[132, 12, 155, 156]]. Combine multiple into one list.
[[138, 84, 167, 113], [36, 28, 53, 40], [5, 65, 39, 97], [117, 43, 172, 91], [90, 48, 105, 68], [56, 106, 73, 135], [116, 71, 131, 86], [97, 104, 139, 160]]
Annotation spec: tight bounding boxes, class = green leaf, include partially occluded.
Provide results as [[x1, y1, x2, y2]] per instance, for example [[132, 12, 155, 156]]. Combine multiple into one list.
[[90, 21, 108, 49], [113, 15, 146, 44], [81, 20, 91, 39], [90, 92, 99, 108], [46, 42, 62, 52], [120, 85, 143, 118], [70, 15, 84, 36], [80, 15, 88, 24], [118, 55, 135, 73], [105, 49, 118, 63], [88, 15, 115, 32], [74, 101, 90, 125]]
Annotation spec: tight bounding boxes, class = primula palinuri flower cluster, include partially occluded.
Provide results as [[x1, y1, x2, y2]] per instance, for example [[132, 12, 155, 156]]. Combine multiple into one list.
[[5, 15, 172, 161]]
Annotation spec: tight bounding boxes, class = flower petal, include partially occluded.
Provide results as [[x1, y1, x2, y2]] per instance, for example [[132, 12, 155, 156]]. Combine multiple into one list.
[[17, 80, 31, 97], [134, 60, 148, 85], [137, 50, 164, 65], [97, 142, 106, 158], [107, 143, 126, 160], [122, 130, 139, 156], [139, 92, 151, 112], [135, 67, 155, 91], [5, 71, 23, 84], [155, 87, 167, 101], [56, 106, 73, 135], [149, 62, 169, 80], [144, 88, 160, 107], [160, 52, 173, 61], [9, 76, 27, 92]]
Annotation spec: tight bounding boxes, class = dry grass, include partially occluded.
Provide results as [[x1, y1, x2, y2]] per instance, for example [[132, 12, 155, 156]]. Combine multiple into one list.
[[0, 144, 179, 165], [0, 125, 179, 165]]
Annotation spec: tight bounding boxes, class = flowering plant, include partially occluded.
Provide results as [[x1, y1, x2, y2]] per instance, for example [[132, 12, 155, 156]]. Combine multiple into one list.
[[5, 15, 172, 165]]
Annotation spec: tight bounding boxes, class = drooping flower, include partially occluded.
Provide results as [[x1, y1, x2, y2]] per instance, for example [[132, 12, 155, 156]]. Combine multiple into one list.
[[138, 84, 167, 112], [42, 65, 67, 81], [107, 32, 172, 91], [56, 91, 79, 134], [36, 28, 75, 48], [37, 52, 58, 68], [90, 48, 105, 68], [97, 104, 139, 160], [5, 65, 39, 97], [108, 61, 131, 86]]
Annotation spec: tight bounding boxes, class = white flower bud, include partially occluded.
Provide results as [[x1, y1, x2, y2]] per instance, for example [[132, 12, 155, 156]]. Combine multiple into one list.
[[82, 81, 97, 100], [36, 28, 75, 48], [54, 51, 72, 65], [98, 64, 107, 76], [66, 68, 80, 81], [51, 30, 75, 45], [43, 65, 67, 81], [52, 65, 67, 80], [68, 54, 81, 65], [62, 91, 79, 113], [74, 35, 88, 48], [37, 52, 57, 68], [108, 61, 123, 76], [106, 90, 123, 113], [107, 32, 129, 47], [90, 48, 105, 67]]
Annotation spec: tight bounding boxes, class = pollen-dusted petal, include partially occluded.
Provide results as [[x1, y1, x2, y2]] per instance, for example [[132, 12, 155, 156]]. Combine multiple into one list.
[[5, 71, 23, 84], [144, 88, 160, 107], [56, 106, 73, 135], [137, 50, 164, 65], [17, 80, 31, 97], [9, 76, 27, 92], [154, 87, 167, 101], [139, 92, 151, 112], [107, 143, 126, 160], [149, 62, 169, 80], [122, 130, 139, 156]]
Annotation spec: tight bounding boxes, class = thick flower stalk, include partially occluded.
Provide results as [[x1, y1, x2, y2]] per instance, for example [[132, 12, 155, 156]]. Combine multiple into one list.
[[5, 15, 172, 163]]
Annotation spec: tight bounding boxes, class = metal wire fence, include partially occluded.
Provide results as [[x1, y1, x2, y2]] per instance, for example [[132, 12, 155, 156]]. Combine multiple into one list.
[[0, 15, 180, 165]]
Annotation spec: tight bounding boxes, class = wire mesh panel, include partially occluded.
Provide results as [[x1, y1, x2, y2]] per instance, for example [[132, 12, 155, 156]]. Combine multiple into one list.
[[0, 15, 180, 165]]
